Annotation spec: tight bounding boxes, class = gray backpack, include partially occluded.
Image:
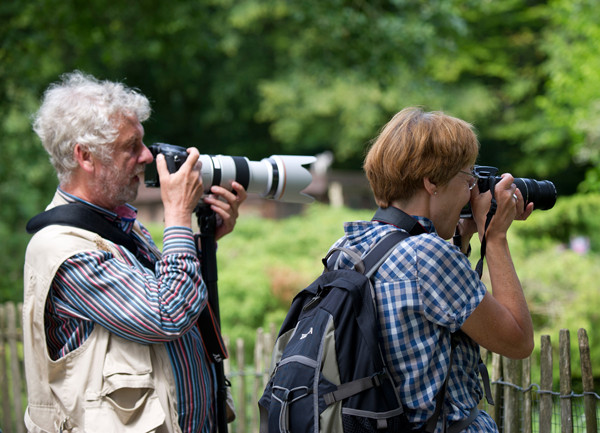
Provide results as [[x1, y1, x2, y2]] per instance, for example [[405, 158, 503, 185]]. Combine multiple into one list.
[[258, 231, 422, 432]]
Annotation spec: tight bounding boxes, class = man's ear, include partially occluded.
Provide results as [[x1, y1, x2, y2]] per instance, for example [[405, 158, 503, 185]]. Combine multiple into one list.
[[73, 143, 95, 173], [423, 177, 437, 196]]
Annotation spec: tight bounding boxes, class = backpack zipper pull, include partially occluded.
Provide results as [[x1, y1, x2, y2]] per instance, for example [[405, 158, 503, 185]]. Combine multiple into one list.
[[303, 286, 325, 312]]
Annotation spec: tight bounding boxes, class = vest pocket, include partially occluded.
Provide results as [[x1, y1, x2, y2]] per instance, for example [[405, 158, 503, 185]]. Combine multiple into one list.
[[85, 388, 166, 432], [84, 338, 167, 432], [24, 406, 54, 432]]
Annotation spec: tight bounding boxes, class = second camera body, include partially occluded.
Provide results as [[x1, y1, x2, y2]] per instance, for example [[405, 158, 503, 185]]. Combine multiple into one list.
[[461, 165, 557, 218]]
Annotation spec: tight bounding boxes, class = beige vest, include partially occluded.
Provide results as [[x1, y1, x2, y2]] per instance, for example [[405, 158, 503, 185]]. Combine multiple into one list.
[[23, 194, 181, 433]]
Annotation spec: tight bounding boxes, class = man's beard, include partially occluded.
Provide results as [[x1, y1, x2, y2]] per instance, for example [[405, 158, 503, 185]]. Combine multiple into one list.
[[99, 165, 144, 206]]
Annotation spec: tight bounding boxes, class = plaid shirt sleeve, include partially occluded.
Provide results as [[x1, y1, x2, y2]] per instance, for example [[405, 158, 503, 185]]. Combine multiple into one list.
[[415, 233, 485, 332]]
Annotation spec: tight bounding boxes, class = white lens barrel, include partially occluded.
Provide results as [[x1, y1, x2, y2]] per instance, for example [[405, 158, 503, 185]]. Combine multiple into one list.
[[263, 155, 316, 203], [198, 154, 316, 203]]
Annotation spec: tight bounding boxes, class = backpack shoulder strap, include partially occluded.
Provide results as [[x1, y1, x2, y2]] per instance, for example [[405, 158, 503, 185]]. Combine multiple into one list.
[[361, 231, 410, 278], [323, 230, 410, 275], [324, 206, 424, 274]]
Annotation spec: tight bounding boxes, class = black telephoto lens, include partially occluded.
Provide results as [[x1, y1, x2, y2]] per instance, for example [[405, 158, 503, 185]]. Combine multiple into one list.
[[513, 178, 557, 211]]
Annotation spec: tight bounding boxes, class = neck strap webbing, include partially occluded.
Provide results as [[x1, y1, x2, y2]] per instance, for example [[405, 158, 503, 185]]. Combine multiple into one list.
[[26, 202, 155, 270], [372, 206, 427, 236]]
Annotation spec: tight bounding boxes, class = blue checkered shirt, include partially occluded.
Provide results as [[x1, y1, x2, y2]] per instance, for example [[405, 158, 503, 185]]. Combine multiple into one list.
[[330, 216, 498, 432]]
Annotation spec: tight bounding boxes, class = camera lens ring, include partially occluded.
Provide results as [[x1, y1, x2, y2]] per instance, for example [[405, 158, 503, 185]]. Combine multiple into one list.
[[266, 159, 280, 199], [209, 156, 222, 187], [516, 178, 529, 204], [232, 157, 250, 190]]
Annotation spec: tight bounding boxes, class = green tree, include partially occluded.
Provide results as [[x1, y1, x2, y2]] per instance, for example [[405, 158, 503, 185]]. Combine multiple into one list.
[[231, 0, 479, 165], [537, 0, 600, 191], [0, 0, 277, 301], [226, 0, 565, 178], [4, 0, 600, 303]]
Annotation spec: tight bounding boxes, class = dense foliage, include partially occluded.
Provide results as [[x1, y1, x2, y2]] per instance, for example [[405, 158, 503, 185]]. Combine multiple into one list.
[[3, 0, 600, 367]]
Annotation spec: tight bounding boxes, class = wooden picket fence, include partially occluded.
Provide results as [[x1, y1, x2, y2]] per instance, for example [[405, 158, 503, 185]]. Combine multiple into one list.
[[1, 301, 599, 433], [0, 302, 24, 433]]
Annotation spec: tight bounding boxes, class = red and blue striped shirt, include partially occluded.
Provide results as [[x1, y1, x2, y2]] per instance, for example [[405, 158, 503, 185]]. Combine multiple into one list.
[[45, 189, 215, 432]]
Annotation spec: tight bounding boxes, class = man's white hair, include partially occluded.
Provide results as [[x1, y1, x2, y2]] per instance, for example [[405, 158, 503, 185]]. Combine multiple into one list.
[[32, 71, 151, 185]]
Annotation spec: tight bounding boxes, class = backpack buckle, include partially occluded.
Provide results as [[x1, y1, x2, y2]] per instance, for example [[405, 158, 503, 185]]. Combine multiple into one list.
[[370, 371, 384, 387]]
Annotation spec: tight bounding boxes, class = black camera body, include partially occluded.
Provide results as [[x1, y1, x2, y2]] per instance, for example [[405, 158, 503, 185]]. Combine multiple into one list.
[[461, 165, 557, 218], [145, 143, 188, 187]]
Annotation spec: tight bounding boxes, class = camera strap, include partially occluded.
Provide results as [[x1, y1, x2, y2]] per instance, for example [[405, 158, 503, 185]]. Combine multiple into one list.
[[196, 300, 229, 363], [475, 183, 498, 278], [372, 206, 427, 236], [26, 202, 156, 270]]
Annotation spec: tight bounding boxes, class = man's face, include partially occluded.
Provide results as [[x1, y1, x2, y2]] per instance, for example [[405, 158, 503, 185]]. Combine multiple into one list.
[[95, 115, 153, 208]]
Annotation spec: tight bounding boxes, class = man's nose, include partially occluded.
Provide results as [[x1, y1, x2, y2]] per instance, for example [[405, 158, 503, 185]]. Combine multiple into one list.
[[140, 144, 154, 164]]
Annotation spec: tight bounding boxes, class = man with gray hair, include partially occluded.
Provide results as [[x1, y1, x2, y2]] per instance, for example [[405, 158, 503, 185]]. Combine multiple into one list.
[[23, 71, 246, 432]]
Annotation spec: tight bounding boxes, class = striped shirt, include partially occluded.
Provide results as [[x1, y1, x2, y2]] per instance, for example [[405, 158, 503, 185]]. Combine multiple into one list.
[[45, 189, 214, 432], [331, 216, 498, 432]]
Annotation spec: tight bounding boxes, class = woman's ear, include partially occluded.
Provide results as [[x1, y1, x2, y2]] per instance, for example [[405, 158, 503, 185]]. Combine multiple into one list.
[[423, 177, 437, 196]]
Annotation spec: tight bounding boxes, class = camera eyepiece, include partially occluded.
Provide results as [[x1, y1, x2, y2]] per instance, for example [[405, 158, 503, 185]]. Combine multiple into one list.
[[145, 143, 316, 204]]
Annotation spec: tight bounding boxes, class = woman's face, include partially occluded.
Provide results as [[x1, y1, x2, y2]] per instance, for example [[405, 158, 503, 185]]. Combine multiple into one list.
[[429, 165, 476, 239]]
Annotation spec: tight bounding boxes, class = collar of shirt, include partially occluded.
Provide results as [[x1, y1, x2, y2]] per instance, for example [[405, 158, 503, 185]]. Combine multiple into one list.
[[410, 215, 436, 235], [343, 215, 438, 247], [56, 188, 138, 234]]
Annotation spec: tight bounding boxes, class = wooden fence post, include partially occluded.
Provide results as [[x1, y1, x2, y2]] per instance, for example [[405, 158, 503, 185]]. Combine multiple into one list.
[[559, 329, 573, 433], [236, 338, 246, 433], [0, 301, 26, 433], [578, 328, 597, 433], [253, 327, 264, 433], [490, 352, 503, 425], [522, 356, 532, 433], [264, 323, 277, 386], [539, 334, 553, 432], [9, 302, 24, 433], [503, 357, 522, 433], [0, 302, 12, 431]]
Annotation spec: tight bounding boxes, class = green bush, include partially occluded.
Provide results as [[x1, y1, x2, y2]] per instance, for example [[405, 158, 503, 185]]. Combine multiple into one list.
[[513, 193, 600, 252], [216, 204, 372, 351]]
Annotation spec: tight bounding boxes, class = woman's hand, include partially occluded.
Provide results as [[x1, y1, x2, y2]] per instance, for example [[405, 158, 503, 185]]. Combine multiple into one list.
[[513, 187, 534, 221], [461, 174, 535, 359], [470, 174, 533, 241]]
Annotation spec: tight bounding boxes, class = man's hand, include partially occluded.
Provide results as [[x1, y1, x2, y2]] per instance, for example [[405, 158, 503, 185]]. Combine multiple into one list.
[[203, 181, 247, 240], [156, 147, 204, 228]]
